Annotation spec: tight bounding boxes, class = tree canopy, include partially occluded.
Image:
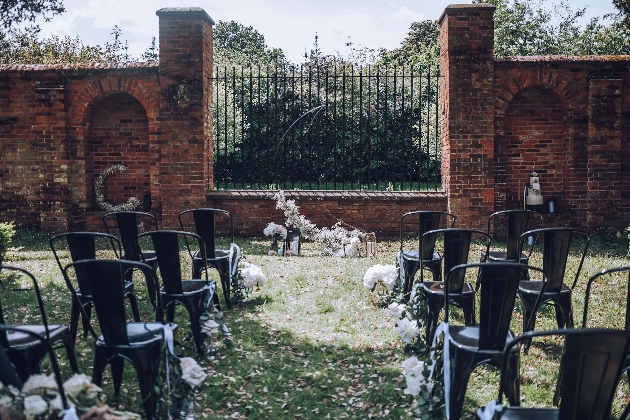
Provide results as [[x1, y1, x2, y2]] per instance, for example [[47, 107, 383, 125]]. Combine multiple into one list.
[[0, 0, 65, 35]]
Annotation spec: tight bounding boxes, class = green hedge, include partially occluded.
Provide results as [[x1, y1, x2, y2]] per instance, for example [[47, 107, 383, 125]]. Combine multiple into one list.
[[0, 222, 15, 267]]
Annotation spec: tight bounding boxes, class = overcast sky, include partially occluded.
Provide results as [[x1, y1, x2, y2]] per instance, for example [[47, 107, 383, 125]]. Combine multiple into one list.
[[36, 0, 619, 63]]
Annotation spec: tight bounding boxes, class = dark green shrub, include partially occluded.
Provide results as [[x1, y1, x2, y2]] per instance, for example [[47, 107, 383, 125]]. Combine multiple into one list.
[[0, 222, 16, 267]]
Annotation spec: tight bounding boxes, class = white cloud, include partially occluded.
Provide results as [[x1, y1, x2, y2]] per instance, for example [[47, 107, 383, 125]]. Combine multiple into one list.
[[393, 6, 425, 22]]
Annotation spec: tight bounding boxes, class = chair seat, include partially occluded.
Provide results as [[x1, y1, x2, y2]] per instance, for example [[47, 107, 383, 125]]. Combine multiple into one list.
[[401, 250, 441, 263], [498, 407, 559, 419], [194, 249, 229, 262], [519, 281, 570, 295], [6, 324, 70, 348], [160, 279, 210, 296], [422, 281, 474, 296], [96, 322, 174, 346], [484, 250, 528, 263], [449, 325, 517, 350]]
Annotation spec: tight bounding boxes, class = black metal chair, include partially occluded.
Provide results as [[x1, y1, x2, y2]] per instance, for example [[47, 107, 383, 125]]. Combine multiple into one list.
[[482, 210, 543, 277], [139, 230, 218, 354], [62, 259, 170, 420], [442, 262, 547, 420], [50, 232, 140, 343], [0, 325, 72, 411], [103, 211, 159, 301], [516, 227, 590, 340], [0, 265, 80, 382], [491, 328, 630, 420], [418, 228, 491, 344], [399, 211, 456, 299], [179, 208, 234, 309]]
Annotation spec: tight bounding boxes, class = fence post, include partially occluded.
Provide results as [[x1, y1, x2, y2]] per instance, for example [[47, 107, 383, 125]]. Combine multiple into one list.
[[439, 4, 496, 230]]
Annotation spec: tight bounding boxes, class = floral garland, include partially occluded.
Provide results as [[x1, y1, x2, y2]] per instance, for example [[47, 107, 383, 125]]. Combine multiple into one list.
[[230, 259, 268, 305], [94, 164, 140, 212], [270, 190, 366, 257], [385, 285, 445, 418]]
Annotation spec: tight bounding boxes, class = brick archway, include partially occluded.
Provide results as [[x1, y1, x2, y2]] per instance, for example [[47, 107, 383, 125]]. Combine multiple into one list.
[[67, 76, 160, 229], [493, 69, 588, 213]]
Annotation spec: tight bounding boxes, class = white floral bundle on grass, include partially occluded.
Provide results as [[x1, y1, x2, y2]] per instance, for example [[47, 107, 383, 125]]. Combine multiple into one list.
[[0, 373, 140, 420], [230, 258, 268, 304], [363, 264, 398, 293]]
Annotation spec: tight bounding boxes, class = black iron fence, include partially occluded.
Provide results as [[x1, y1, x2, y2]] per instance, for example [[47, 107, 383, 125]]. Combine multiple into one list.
[[211, 64, 441, 191]]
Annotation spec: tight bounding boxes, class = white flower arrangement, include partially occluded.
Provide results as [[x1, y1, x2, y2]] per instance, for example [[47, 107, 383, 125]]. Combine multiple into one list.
[[401, 356, 433, 397], [263, 222, 287, 239], [394, 318, 421, 344], [201, 319, 220, 336], [240, 261, 267, 288], [94, 164, 141, 212], [363, 264, 398, 292], [180, 357, 207, 389], [272, 190, 318, 240], [385, 302, 406, 320]]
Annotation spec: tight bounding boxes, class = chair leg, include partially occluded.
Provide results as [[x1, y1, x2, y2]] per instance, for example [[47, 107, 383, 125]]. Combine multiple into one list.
[[127, 292, 141, 322], [70, 300, 80, 345], [92, 348, 108, 388], [81, 304, 92, 339], [218, 268, 232, 310], [448, 345, 477, 420], [111, 357, 125, 396], [402, 259, 420, 299], [503, 350, 521, 406], [459, 295, 476, 327], [425, 295, 444, 345], [61, 332, 80, 374], [554, 295, 574, 329]]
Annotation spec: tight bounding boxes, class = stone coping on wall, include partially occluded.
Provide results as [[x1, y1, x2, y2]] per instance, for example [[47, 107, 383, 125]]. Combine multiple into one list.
[[495, 55, 630, 63], [0, 61, 158, 71], [207, 190, 446, 201]]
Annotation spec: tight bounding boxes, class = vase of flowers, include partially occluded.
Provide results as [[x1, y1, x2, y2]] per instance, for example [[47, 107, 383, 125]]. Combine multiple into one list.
[[263, 222, 287, 255]]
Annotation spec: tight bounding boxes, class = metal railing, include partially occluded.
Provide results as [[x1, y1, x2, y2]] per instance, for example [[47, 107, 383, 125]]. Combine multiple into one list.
[[211, 64, 441, 191]]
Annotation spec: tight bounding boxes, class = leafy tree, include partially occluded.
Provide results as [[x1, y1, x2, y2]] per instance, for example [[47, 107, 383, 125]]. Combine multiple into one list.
[[213, 20, 286, 67], [0, 0, 65, 36], [377, 20, 440, 71], [477, 0, 630, 56]]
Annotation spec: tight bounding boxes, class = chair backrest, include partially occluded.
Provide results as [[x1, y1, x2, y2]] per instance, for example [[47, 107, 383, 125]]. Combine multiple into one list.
[[498, 328, 630, 420], [487, 209, 543, 260], [582, 266, 630, 330], [50, 232, 122, 297], [0, 265, 52, 347], [63, 259, 161, 345], [179, 208, 233, 258], [103, 211, 158, 262], [138, 230, 208, 294], [445, 262, 547, 350], [518, 227, 590, 292], [0, 325, 70, 409], [421, 228, 491, 290], [399, 211, 456, 260]]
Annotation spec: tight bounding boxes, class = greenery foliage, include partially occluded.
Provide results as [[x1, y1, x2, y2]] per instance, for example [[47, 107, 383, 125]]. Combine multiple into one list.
[[0, 221, 15, 267]]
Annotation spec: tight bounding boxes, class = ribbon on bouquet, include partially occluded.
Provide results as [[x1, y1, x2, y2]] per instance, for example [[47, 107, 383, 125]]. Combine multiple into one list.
[[430, 322, 451, 420], [228, 242, 241, 277], [476, 400, 503, 420], [61, 406, 79, 420], [396, 251, 405, 289], [162, 323, 178, 419], [203, 281, 217, 308]]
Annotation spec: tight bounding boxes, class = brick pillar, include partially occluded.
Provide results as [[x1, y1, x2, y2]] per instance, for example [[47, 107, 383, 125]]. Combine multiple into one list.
[[157, 7, 214, 227], [587, 79, 623, 229], [438, 4, 496, 230]]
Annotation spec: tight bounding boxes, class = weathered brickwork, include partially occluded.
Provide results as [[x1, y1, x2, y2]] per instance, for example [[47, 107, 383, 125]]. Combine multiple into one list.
[[441, 4, 630, 232], [1, 5, 629, 236]]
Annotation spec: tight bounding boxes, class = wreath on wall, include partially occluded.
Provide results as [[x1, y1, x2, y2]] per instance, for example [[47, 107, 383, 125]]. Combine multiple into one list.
[[94, 164, 141, 212]]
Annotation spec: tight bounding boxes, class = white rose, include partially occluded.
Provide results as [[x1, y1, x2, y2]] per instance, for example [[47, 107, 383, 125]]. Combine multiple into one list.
[[49, 394, 63, 412], [23, 395, 48, 420], [180, 357, 207, 388], [0, 395, 13, 407], [385, 302, 406, 320], [241, 262, 267, 288], [394, 318, 420, 344], [403, 374, 423, 397], [63, 373, 101, 399], [201, 319, 220, 336], [401, 356, 424, 377], [22, 374, 58, 395]]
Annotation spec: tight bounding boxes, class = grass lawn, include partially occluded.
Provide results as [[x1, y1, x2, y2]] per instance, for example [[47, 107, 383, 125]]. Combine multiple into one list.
[[2, 229, 630, 419]]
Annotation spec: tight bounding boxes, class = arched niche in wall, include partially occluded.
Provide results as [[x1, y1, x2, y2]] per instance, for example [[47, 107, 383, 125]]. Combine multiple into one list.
[[499, 86, 568, 210], [86, 92, 150, 216]]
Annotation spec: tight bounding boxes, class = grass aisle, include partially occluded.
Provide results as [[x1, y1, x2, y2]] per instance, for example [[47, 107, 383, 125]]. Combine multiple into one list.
[[4, 230, 630, 419]]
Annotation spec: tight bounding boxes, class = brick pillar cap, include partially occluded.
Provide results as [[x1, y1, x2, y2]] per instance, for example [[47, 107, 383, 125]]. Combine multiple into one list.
[[438, 3, 496, 24], [156, 7, 215, 25]]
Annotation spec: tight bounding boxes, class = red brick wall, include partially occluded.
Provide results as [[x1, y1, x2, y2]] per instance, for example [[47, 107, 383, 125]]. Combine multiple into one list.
[[206, 191, 447, 237], [502, 87, 567, 209]]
